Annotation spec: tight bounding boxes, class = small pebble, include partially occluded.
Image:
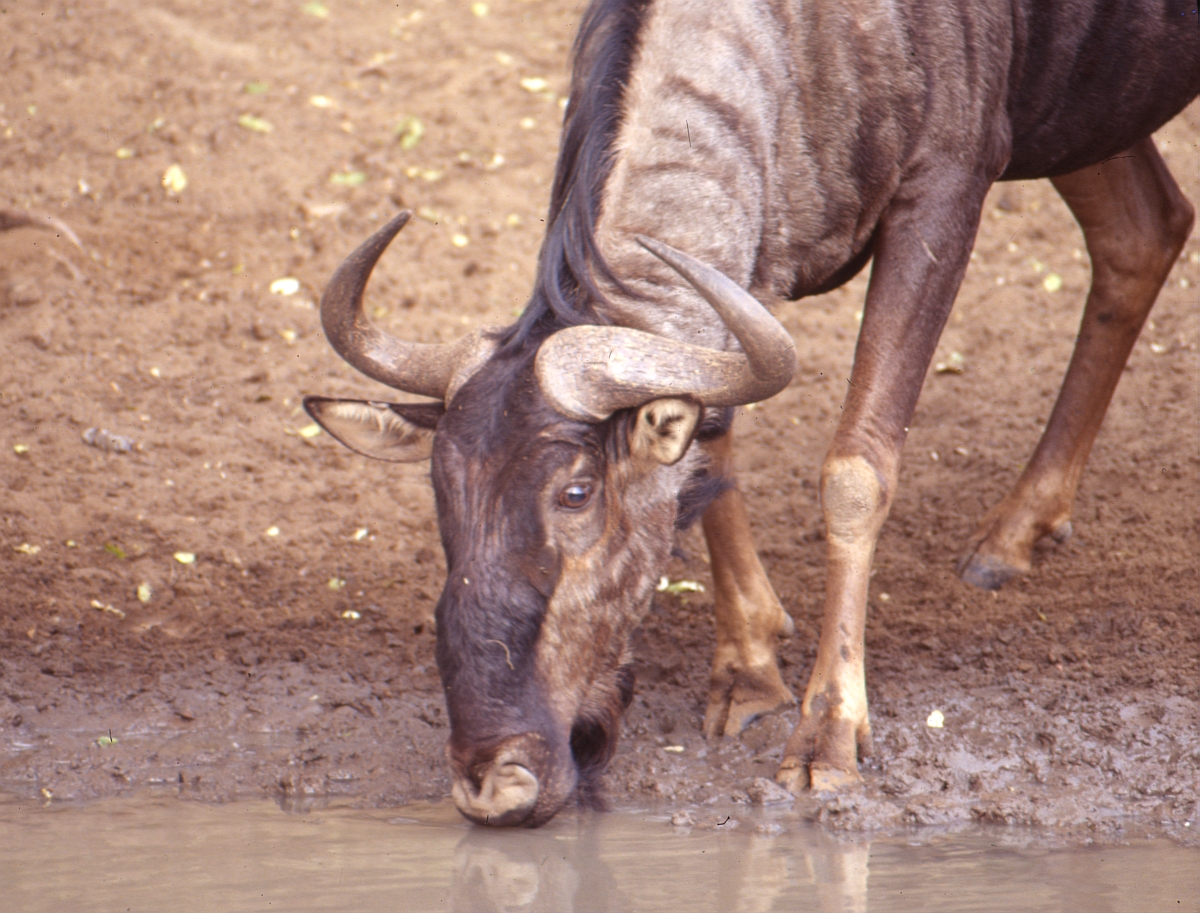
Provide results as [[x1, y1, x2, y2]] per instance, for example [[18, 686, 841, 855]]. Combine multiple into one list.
[[83, 427, 135, 453]]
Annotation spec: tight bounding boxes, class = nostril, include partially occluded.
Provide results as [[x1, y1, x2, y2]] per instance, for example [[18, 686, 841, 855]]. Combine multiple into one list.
[[452, 761, 539, 827], [569, 717, 612, 772]]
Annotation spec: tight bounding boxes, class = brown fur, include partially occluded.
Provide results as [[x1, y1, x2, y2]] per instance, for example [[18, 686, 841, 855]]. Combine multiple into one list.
[[315, 0, 1198, 822]]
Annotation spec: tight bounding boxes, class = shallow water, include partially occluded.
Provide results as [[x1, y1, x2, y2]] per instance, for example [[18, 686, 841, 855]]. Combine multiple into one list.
[[1, 794, 1196, 913]]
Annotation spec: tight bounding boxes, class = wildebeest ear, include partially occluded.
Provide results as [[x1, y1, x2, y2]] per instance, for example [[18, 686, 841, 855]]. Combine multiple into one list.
[[302, 396, 443, 462], [629, 397, 702, 467]]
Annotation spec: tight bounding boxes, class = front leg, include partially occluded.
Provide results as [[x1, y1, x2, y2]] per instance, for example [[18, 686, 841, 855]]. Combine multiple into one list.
[[777, 169, 992, 792], [700, 430, 796, 738]]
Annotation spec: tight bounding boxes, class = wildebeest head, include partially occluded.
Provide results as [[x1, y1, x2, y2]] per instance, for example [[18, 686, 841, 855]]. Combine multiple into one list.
[[304, 212, 794, 826]]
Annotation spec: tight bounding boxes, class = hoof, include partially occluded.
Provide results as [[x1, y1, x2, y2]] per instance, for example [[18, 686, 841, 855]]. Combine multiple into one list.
[[774, 760, 808, 795], [957, 551, 1019, 591], [1050, 520, 1073, 544], [774, 759, 862, 795], [779, 611, 796, 637], [703, 689, 794, 739], [702, 661, 795, 739], [808, 764, 862, 793]]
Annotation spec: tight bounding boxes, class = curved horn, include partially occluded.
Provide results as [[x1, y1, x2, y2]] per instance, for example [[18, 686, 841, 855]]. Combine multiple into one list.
[[535, 237, 796, 422], [320, 211, 481, 399]]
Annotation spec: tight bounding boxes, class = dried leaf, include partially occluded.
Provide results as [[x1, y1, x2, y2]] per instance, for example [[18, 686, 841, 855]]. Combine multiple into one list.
[[91, 599, 126, 619], [404, 166, 442, 182], [934, 351, 966, 375], [162, 164, 188, 195], [656, 576, 705, 595], [237, 113, 273, 134], [302, 202, 346, 219], [394, 116, 424, 150], [329, 170, 366, 187]]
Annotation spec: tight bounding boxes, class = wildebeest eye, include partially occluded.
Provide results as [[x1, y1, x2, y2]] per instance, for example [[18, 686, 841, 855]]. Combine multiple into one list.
[[559, 483, 593, 510]]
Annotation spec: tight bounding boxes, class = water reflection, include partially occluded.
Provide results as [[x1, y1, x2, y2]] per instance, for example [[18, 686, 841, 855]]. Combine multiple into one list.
[[453, 820, 607, 912], [0, 794, 1195, 913], [447, 810, 870, 912]]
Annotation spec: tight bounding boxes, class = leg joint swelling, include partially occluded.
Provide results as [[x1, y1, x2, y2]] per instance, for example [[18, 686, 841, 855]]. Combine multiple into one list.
[[820, 456, 890, 543]]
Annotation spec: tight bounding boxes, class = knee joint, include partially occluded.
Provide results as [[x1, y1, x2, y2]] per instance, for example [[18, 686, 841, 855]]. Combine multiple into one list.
[[1166, 196, 1196, 251], [1096, 197, 1194, 282], [821, 456, 888, 542]]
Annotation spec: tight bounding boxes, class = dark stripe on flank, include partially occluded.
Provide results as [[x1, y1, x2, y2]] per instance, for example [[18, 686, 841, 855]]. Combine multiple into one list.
[[659, 74, 766, 174]]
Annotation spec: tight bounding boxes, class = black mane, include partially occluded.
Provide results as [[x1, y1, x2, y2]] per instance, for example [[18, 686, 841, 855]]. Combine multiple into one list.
[[497, 0, 653, 355]]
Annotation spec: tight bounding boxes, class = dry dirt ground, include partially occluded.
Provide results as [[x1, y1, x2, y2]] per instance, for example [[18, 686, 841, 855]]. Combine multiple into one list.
[[1, 1, 1197, 843]]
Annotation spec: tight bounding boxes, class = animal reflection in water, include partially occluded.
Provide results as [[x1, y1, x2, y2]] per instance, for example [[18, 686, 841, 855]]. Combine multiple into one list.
[[449, 815, 870, 913], [306, 0, 1199, 825]]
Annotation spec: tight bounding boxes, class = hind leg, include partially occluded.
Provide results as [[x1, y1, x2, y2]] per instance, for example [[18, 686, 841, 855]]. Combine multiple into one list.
[[699, 430, 796, 738], [959, 137, 1195, 589]]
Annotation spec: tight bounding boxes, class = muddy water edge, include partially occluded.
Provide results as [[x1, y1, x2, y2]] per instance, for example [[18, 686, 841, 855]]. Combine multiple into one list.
[[2, 794, 1198, 913]]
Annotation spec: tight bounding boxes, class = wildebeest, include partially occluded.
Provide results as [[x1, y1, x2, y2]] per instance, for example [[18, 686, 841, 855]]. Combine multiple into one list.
[[304, 0, 1199, 826]]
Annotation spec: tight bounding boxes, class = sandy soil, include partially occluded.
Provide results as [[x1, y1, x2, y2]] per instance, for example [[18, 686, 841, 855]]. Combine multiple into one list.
[[1, 1, 1197, 844]]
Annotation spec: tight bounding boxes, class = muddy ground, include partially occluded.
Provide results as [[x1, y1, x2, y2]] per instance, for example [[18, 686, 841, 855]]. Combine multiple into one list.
[[1, 1, 1197, 845]]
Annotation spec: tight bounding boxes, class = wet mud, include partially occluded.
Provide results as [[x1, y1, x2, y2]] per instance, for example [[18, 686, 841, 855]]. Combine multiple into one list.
[[1, 1, 1198, 845]]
